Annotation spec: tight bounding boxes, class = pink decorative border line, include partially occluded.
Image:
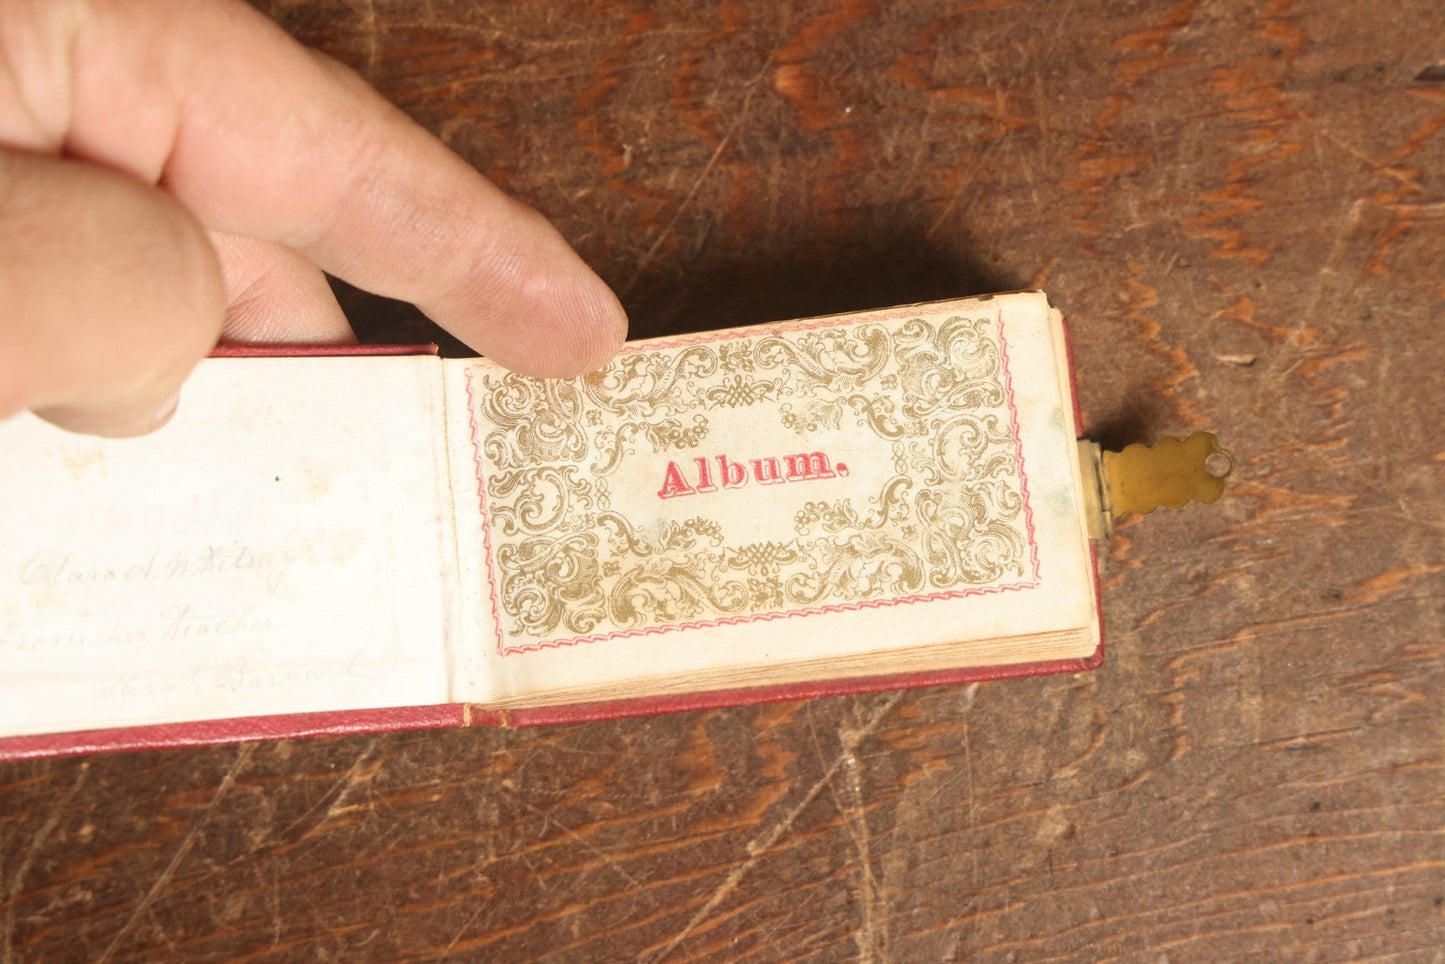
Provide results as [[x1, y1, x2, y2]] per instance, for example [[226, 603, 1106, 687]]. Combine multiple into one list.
[[467, 306, 1042, 656], [465, 371, 510, 658], [999, 309, 1043, 586]]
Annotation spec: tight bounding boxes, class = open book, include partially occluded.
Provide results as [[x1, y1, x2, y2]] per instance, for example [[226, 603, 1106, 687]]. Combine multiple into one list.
[[0, 292, 1100, 758]]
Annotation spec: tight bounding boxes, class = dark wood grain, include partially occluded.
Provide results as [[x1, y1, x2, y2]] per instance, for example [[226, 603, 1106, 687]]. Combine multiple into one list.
[[4, 1, 1443, 960]]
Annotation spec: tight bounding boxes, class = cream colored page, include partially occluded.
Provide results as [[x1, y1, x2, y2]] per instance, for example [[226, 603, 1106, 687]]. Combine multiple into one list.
[[448, 293, 1096, 704], [0, 356, 453, 738], [439, 360, 498, 703], [1050, 307, 1099, 571]]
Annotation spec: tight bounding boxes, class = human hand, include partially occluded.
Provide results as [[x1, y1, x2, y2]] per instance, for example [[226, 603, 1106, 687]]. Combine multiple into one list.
[[0, 0, 627, 436]]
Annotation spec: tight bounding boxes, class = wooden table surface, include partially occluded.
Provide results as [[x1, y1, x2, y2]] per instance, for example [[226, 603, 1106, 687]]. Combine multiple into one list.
[[4, 1, 1443, 960]]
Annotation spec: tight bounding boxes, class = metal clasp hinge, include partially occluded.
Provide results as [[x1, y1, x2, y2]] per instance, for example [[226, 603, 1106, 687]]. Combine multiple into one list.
[[1078, 433, 1235, 539]]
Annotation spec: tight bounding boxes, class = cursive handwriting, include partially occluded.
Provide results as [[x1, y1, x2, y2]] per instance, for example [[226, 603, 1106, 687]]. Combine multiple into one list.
[[3, 607, 277, 656], [212, 651, 360, 693], [158, 605, 275, 643], [18, 542, 298, 594]]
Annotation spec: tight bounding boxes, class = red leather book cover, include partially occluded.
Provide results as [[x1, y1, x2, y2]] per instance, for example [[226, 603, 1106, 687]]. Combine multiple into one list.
[[0, 640, 1103, 761]]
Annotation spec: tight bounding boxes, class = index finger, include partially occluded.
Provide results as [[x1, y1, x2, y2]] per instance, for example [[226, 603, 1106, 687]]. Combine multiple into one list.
[[52, 0, 627, 375]]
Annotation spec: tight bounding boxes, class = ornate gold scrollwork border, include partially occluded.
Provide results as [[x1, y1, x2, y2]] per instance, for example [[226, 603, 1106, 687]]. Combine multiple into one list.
[[467, 309, 1041, 655]]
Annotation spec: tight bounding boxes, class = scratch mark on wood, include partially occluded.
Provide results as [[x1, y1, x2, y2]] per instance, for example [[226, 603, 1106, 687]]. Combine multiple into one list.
[[1181, 2, 1308, 270], [268, 864, 281, 951], [438, 899, 491, 960], [962, 696, 981, 892], [1029, 256, 1061, 289], [1278, 197, 1372, 373], [806, 702, 888, 963], [622, 47, 781, 297], [1049, 707, 1110, 780], [1121, 261, 1209, 428], [643, 693, 903, 963], [1063, 0, 1199, 242], [97, 745, 255, 963], [1320, 133, 1422, 191], [270, 738, 382, 843], [839, 713, 885, 963], [313, 738, 383, 829], [520, 801, 639, 889], [1, 763, 90, 964], [1341, 566, 1445, 607]]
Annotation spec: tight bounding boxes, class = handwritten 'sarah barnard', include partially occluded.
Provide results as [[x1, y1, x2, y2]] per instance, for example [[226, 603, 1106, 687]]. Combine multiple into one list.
[[0, 292, 1100, 757]]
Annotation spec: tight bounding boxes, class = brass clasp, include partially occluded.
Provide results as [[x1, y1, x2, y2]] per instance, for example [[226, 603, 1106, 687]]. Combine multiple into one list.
[[1078, 433, 1235, 539]]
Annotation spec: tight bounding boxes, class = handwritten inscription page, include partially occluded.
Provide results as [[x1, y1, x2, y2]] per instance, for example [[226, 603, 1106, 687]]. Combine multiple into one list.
[[0, 357, 453, 738], [447, 293, 1098, 707]]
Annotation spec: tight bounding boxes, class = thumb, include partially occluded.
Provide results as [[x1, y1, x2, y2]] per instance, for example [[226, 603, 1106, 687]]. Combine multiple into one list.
[[0, 148, 225, 437]]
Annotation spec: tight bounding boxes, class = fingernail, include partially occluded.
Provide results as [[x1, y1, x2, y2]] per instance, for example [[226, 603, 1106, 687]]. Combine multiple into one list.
[[33, 388, 184, 438], [147, 389, 182, 431]]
